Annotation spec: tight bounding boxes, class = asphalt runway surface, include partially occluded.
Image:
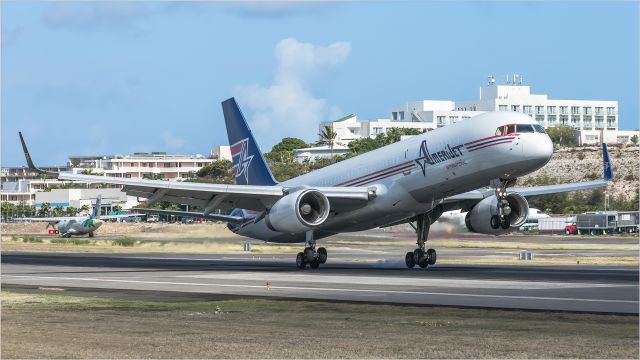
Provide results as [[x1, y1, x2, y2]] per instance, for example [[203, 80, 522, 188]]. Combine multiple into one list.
[[2, 251, 638, 314]]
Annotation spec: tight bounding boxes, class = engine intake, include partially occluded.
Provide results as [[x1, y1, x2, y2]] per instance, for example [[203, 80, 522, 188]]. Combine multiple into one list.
[[465, 193, 529, 235], [266, 189, 330, 234]]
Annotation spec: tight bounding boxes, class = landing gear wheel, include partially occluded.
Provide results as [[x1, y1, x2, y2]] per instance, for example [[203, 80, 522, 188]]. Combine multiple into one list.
[[405, 252, 416, 268], [63, 233, 72, 238], [296, 252, 306, 269], [309, 259, 320, 269], [490, 215, 501, 229], [304, 247, 316, 263], [418, 256, 429, 268], [500, 216, 510, 229], [88, 232, 94, 238], [413, 249, 424, 264], [426, 248, 437, 265], [317, 247, 327, 264]]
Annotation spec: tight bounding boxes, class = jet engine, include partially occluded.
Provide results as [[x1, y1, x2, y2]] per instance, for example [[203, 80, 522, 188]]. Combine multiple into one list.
[[265, 189, 330, 234], [464, 193, 529, 235]]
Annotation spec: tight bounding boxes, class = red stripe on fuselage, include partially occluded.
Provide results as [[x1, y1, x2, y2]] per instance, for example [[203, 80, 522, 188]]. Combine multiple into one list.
[[337, 160, 413, 186], [467, 140, 513, 152]]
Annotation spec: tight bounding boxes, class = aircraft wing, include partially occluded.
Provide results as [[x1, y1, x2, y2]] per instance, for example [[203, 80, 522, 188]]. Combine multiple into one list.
[[57, 173, 373, 213], [99, 214, 145, 220], [13, 217, 69, 223], [132, 208, 244, 223]]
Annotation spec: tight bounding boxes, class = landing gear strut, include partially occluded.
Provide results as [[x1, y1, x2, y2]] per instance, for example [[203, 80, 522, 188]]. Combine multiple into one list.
[[296, 231, 327, 270], [490, 178, 516, 230], [405, 212, 437, 269]]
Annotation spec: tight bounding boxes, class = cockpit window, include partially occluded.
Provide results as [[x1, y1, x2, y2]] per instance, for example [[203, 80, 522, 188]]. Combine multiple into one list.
[[533, 124, 546, 133], [517, 124, 534, 133], [505, 124, 516, 135], [495, 127, 504, 136]]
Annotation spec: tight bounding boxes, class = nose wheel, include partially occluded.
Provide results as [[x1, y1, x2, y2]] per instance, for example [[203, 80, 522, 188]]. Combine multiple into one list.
[[405, 212, 437, 269], [490, 178, 516, 230]]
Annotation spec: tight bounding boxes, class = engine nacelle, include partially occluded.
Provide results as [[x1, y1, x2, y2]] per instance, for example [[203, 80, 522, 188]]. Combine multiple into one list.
[[266, 189, 330, 234], [465, 193, 529, 235]]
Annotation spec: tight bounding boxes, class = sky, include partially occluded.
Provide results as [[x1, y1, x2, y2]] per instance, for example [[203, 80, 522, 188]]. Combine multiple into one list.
[[2, 1, 638, 166]]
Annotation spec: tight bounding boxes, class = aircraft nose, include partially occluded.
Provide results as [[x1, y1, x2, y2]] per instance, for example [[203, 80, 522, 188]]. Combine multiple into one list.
[[524, 134, 553, 169]]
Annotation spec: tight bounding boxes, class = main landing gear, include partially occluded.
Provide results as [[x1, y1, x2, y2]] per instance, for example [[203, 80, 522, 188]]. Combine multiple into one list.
[[296, 231, 327, 270], [405, 212, 437, 269], [490, 178, 516, 230]]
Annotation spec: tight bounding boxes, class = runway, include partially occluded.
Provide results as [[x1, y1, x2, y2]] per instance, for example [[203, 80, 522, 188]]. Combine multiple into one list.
[[1, 252, 638, 314]]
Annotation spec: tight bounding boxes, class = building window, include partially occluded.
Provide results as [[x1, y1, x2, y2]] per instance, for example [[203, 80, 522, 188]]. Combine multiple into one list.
[[523, 105, 532, 114], [617, 136, 629, 143], [571, 106, 580, 115], [535, 106, 545, 115], [571, 116, 580, 127], [585, 135, 596, 141], [498, 105, 508, 111], [584, 107, 592, 115], [449, 116, 459, 123], [548, 115, 557, 125], [607, 116, 616, 128], [535, 115, 545, 125], [595, 116, 604, 128], [547, 106, 556, 115], [436, 116, 447, 125], [606, 107, 616, 115], [511, 105, 520, 112], [399, 111, 405, 121], [560, 115, 569, 125], [595, 107, 604, 116], [560, 106, 568, 115], [462, 116, 470, 120], [392, 112, 398, 121], [373, 127, 383, 135], [583, 116, 593, 128]]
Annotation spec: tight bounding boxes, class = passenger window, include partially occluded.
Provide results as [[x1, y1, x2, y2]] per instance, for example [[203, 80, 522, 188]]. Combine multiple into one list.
[[506, 124, 516, 134], [517, 124, 534, 133], [495, 127, 504, 136]]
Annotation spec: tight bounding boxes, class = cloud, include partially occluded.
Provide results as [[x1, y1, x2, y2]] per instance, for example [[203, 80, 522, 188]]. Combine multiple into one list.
[[160, 131, 186, 150], [41, 3, 151, 30], [234, 38, 350, 149]]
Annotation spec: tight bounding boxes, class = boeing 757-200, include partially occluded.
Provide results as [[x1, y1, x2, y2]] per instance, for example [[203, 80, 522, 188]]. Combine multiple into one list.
[[20, 98, 613, 269]]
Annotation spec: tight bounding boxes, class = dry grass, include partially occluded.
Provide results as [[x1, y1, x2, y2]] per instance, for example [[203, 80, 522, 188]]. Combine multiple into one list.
[[1, 291, 637, 359]]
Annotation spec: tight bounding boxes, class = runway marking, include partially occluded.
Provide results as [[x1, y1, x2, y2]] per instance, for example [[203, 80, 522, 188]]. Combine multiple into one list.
[[179, 272, 637, 290], [2, 275, 637, 304]]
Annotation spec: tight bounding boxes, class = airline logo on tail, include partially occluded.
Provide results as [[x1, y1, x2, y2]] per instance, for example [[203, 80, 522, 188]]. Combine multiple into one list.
[[231, 138, 254, 183]]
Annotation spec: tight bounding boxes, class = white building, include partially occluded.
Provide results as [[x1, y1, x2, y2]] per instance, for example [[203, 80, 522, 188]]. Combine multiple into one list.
[[34, 188, 137, 212], [293, 145, 351, 163], [324, 76, 636, 146], [68, 152, 218, 180]]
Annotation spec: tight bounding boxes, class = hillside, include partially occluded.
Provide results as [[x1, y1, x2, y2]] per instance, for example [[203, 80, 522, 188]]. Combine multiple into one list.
[[520, 144, 639, 199]]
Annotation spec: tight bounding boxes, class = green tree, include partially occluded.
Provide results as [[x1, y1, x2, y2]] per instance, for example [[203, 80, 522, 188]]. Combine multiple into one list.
[[271, 137, 308, 153], [385, 128, 423, 143], [65, 206, 79, 217], [113, 205, 123, 212], [52, 206, 64, 217], [546, 125, 578, 147], [194, 160, 234, 183], [631, 135, 638, 145], [1, 202, 17, 220], [39, 202, 52, 217], [80, 204, 91, 214]]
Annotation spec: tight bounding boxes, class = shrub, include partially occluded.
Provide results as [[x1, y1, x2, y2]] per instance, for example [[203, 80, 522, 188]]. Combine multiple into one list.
[[576, 152, 585, 160], [112, 237, 135, 247], [22, 236, 43, 243]]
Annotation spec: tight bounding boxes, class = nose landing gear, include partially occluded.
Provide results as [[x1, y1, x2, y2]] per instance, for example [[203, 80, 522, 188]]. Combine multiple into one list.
[[490, 178, 516, 230], [405, 212, 437, 269]]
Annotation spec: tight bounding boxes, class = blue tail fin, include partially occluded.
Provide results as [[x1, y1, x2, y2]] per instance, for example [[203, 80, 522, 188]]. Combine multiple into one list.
[[602, 143, 613, 181], [222, 98, 278, 186]]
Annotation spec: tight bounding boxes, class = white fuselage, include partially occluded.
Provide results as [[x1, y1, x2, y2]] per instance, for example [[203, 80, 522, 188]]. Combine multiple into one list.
[[232, 112, 553, 243]]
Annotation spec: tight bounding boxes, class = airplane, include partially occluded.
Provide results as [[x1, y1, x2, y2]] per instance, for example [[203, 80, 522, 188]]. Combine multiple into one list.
[[20, 98, 613, 269], [13, 195, 135, 238], [438, 207, 550, 227]]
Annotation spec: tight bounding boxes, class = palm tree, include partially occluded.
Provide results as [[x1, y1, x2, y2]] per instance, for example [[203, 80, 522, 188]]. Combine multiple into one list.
[[39, 202, 52, 217], [318, 125, 338, 162], [80, 204, 91, 215], [65, 207, 79, 217]]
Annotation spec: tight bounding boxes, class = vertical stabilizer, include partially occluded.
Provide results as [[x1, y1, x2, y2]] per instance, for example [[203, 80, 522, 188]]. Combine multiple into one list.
[[602, 143, 613, 181], [92, 195, 102, 219], [222, 98, 278, 186]]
